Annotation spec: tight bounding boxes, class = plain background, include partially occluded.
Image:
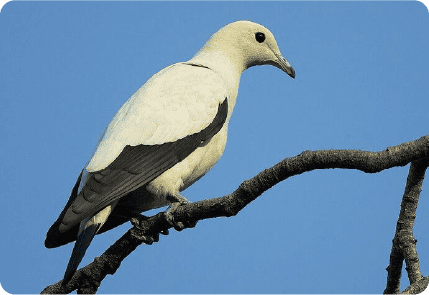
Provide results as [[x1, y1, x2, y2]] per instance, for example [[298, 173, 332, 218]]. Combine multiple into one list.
[[1, 1, 428, 294]]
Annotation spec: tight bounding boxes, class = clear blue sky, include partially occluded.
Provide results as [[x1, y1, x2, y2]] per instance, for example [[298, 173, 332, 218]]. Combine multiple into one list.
[[1, 1, 428, 294]]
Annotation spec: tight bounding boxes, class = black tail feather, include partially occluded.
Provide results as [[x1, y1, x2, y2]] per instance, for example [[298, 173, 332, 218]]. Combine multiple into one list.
[[61, 223, 101, 286]]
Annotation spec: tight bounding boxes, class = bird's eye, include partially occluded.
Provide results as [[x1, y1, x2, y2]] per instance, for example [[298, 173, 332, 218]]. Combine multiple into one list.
[[255, 32, 265, 43]]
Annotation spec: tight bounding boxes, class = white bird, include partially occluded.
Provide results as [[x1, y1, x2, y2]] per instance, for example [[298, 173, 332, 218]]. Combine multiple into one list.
[[45, 20, 295, 285]]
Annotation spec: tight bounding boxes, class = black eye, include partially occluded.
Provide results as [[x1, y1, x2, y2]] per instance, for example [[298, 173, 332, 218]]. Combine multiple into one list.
[[255, 32, 265, 43]]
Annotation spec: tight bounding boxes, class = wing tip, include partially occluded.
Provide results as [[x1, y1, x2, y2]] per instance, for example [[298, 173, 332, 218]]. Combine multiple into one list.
[[45, 171, 84, 249]]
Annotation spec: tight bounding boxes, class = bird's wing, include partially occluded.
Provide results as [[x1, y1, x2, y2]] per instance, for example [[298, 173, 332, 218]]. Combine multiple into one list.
[[86, 63, 229, 172], [48, 64, 229, 237]]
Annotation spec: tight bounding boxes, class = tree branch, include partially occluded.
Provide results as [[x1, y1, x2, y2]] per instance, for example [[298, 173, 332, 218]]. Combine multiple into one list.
[[401, 276, 429, 294], [384, 157, 429, 294], [41, 135, 429, 294]]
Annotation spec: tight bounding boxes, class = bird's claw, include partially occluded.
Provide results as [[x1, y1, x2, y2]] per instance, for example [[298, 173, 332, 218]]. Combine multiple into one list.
[[160, 228, 169, 235], [130, 214, 165, 245], [165, 200, 198, 231], [130, 214, 149, 228]]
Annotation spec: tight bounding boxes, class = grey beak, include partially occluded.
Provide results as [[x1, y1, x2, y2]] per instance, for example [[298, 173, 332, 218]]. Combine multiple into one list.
[[276, 55, 295, 79], [284, 64, 296, 79]]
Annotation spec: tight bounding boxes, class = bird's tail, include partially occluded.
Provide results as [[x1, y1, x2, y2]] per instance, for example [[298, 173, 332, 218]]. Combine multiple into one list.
[[62, 221, 101, 285], [61, 201, 118, 285]]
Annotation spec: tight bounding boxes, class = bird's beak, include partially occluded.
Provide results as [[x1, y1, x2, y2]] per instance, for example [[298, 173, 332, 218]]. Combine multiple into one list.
[[267, 44, 295, 79], [273, 53, 295, 79]]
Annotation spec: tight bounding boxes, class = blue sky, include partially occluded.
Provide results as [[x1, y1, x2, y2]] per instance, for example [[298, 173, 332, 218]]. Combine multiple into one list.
[[1, 1, 429, 294]]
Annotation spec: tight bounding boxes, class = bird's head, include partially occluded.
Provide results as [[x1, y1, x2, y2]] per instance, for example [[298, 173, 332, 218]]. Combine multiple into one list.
[[192, 20, 295, 79]]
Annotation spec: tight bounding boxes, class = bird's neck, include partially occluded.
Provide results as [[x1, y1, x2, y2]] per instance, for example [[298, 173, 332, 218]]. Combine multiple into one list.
[[187, 47, 244, 100]]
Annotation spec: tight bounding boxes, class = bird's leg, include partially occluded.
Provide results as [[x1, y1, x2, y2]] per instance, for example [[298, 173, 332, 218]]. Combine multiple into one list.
[[166, 193, 189, 204], [130, 213, 169, 245], [165, 194, 198, 231]]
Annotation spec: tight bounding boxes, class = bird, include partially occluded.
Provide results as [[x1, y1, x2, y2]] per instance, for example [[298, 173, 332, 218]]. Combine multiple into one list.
[[45, 20, 295, 285]]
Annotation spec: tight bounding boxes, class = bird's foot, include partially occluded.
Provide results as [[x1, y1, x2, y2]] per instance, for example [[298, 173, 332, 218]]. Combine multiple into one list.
[[130, 214, 169, 245], [165, 195, 198, 231]]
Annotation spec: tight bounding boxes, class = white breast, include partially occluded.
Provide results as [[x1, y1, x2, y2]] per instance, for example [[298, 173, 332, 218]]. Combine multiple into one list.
[[146, 123, 228, 197]]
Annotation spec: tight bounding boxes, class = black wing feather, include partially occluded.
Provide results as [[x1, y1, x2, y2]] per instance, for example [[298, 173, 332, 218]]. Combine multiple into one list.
[[45, 98, 227, 248]]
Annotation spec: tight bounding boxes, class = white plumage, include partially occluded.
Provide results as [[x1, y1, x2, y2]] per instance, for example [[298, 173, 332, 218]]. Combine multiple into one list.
[[85, 64, 227, 173], [45, 20, 295, 285]]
